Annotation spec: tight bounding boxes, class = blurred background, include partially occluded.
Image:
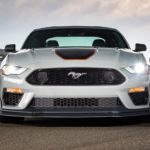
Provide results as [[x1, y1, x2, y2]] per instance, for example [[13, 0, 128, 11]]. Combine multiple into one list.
[[0, 0, 149, 61]]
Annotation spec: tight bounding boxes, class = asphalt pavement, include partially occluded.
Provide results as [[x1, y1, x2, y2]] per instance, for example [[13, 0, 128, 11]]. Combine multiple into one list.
[[0, 117, 150, 150]]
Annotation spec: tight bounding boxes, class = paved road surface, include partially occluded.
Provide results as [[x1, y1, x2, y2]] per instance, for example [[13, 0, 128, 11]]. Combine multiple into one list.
[[0, 117, 150, 150]]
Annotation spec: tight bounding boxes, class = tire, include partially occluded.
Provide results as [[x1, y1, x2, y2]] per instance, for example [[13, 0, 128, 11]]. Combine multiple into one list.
[[0, 116, 24, 124]]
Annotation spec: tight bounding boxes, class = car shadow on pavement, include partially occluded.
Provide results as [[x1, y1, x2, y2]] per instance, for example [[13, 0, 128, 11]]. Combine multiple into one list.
[[23, 116, 150, 127]]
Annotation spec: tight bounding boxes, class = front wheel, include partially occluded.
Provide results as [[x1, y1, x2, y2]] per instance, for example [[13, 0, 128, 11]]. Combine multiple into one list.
[[0, 116, 24, 123]]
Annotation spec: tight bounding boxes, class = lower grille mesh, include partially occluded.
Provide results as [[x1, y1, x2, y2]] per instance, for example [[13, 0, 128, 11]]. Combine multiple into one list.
[[30, 98, 123, 108], [3, 92, 23, 106], [129, 88, 149, 106]]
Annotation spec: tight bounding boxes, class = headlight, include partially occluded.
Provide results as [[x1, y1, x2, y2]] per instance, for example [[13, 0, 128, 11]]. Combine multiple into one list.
[[2, 65, 27, 75], [125, 63, 148, 74]]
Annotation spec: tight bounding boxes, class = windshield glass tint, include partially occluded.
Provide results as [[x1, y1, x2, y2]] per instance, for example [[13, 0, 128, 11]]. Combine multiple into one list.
[[46, 37, 105, 47], [22, 28, 129, 49]]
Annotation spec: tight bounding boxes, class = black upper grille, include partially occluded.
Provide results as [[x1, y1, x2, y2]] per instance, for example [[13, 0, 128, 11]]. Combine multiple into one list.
[[26, 68, 125, 86]]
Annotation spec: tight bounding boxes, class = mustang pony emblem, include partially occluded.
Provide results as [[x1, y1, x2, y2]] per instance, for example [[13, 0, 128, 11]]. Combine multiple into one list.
[[68, 72, 87, 79]]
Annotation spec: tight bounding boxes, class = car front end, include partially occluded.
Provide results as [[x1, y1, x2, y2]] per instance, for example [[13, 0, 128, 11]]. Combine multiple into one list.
[[0, 26, 150, 119]]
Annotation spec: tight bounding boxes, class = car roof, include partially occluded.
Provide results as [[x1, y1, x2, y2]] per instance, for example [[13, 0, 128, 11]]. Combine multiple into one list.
[[34, 26, 118, 32]]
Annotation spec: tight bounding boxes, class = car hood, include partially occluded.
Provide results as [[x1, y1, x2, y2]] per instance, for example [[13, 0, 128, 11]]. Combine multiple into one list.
[[6, 48, 145, 69]]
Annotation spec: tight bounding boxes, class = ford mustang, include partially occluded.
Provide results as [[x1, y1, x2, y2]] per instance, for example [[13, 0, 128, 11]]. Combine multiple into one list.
[[0, 26, 149, 122]]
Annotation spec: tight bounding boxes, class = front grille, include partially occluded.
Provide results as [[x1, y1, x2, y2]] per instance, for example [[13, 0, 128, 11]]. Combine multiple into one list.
[[29, 97, 123, 109], [3, 92, 23, 106], [129, 88, 149, 106], [26, 68, 125, 85]]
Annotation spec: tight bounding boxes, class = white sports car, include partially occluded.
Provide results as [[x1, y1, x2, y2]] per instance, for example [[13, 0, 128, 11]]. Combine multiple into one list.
[[0, 26, 149, 122]]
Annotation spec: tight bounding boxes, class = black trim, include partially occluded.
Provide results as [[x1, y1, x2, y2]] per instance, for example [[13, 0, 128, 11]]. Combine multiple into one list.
[[55, 48, 95, 59], [129, 88, 149, 106], [2, 90, 23, 106], [26, 68, 126, 86], [1, 108, 150, 118], [29, 97, 123, 109], [35, 26, 118, 32]]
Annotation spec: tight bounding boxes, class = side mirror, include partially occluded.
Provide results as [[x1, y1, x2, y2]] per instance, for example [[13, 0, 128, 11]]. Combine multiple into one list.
[[5, 44, 16, 52], [134, 43, 147, 52]]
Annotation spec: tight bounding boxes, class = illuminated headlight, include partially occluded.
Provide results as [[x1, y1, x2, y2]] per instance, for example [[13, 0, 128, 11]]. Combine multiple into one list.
[[125, 63, 148, 74], [2, 65, 27, 75]]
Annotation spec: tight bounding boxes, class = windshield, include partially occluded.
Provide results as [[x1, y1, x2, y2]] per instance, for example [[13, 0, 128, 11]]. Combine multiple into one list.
[[22, 28, 129, 49], [46, 37, 105, 47]]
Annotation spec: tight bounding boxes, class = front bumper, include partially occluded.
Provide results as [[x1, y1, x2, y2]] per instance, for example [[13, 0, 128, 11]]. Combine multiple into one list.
[[0, 67, 150, 118], [1, 107, 150, 118]]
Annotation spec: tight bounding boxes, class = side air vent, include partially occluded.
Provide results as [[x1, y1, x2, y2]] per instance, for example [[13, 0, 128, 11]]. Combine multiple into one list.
[[3, 92, 23, 106]]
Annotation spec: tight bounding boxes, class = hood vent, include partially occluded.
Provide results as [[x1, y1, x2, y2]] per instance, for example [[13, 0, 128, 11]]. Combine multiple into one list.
[[55, 49, 95, 59]]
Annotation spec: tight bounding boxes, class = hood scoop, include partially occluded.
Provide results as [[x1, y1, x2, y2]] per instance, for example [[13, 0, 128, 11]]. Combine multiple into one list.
[[55, 48, 95, 59]]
